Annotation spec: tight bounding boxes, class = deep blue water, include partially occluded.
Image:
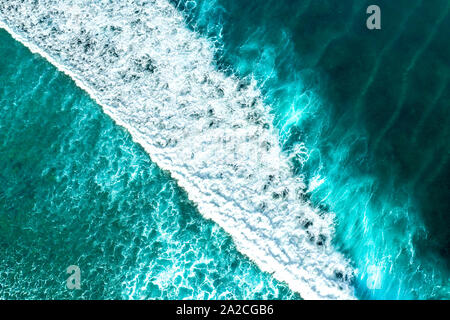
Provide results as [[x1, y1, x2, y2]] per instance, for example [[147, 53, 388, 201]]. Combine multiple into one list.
[[172, 0, 450, 299]]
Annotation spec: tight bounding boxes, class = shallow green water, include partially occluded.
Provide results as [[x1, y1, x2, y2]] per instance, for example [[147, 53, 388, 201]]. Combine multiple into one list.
[[0, 29, 300, 299]]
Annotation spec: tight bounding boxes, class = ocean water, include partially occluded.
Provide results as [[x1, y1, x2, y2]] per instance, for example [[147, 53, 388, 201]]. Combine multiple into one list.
[[0, 29, 299, 299], [0, 0, 449, 300], [172, 0, 450, 299]]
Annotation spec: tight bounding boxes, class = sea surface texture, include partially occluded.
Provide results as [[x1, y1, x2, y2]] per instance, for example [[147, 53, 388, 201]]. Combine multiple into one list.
[[0, 0, 449, 299], [0, 29, 299, 300]]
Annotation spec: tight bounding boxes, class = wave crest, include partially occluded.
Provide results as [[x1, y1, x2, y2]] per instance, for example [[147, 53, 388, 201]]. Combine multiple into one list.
[[0, 0, 355, 299]]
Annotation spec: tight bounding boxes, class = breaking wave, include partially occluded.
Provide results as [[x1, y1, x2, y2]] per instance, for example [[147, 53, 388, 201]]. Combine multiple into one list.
[[0, 0, 355, 299]]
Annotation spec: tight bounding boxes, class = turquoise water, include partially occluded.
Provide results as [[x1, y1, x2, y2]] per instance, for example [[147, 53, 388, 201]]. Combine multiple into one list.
[[0, 29, 299, 299], [172, 0, 450, 299], [0, 0, 449, 300]]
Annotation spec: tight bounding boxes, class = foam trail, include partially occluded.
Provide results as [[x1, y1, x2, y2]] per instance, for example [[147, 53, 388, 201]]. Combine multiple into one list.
[[0, 0, 355, 299]]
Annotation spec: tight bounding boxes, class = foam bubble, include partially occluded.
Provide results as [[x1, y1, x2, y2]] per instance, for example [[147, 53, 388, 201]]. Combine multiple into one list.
[[0, 0, 355, 299]]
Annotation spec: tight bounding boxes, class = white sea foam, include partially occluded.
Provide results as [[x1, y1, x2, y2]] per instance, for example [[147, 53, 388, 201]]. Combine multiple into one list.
[[0, 0, 355, 299]]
